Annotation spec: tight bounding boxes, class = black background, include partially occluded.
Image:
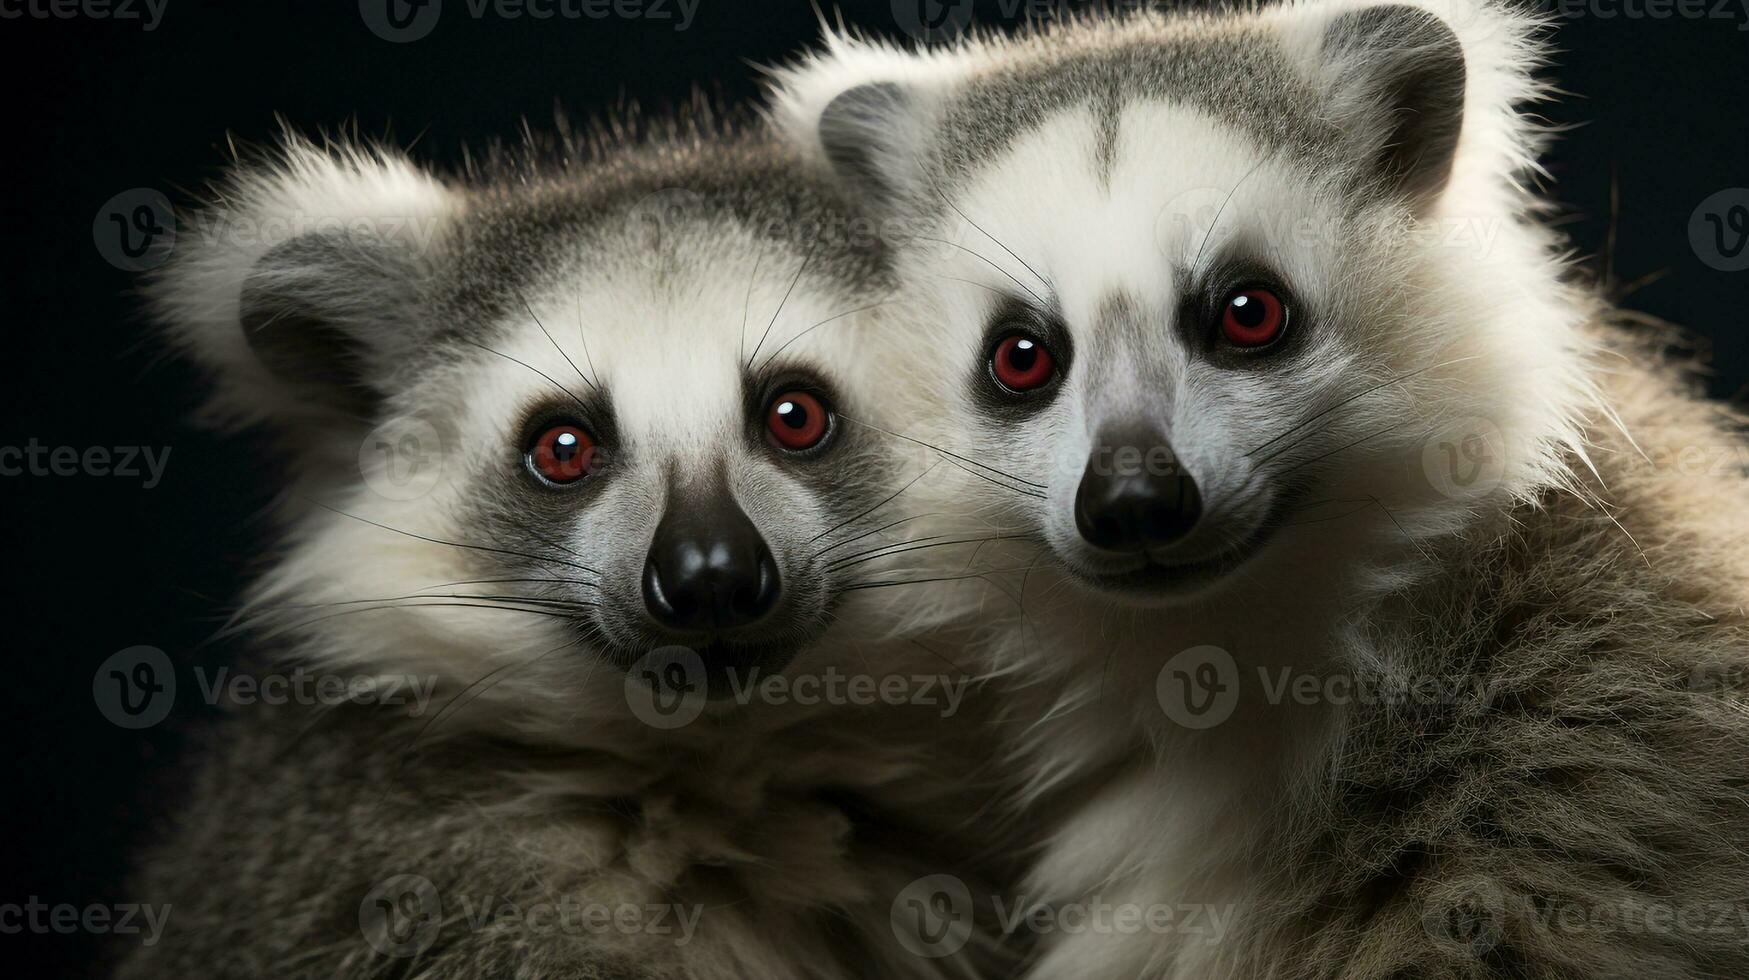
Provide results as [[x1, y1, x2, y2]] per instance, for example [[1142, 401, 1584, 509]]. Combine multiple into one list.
[[1, 0, 1745, 974]]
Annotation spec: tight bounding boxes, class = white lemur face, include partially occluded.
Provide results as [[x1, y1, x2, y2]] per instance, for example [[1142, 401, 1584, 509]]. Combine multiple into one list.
[[153, 135, 909, 711], [770, 0, 1595, 606]]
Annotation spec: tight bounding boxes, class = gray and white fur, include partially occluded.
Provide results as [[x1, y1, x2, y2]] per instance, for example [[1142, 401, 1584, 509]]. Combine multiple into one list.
[[116, 118, 1025, 980], [769, 1, 1749, 977]]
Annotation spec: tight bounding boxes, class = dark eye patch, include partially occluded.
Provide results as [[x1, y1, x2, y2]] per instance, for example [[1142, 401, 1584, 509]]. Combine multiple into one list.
[[970, 295, 1073, 419], [1179, 254, 1311, 366]]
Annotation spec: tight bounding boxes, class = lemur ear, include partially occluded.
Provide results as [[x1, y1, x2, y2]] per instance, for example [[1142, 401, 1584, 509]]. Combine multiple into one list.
[[815, 82, 924, 213], [1314, 4, 1467, 215], [149, 137, 458, 435], [237, 229, 428, 421], [764, 34, 957, 217]]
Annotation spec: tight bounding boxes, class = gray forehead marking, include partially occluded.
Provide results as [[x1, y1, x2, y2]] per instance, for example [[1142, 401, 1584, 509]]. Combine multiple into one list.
[[1086, 289, 1163, 383], [938, 24, 1342, 185], [1092, 85, 1124, 188], [424, 134, 890, 355]]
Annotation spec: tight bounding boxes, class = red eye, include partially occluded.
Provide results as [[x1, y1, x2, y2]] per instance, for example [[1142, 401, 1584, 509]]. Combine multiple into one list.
[[528, 423, 596, 484], [991, 334, 1055, 391], [1220, 288, 1287, 347], [767, 391, 830, 451]]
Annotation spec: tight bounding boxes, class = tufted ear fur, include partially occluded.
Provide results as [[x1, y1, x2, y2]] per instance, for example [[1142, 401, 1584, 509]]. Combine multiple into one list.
[[148, 135, 461, 437], [1313, 3, 1468, 216], [815, 81, 927, 215], [1272, 0, 1553, 224], [762, 31, 970, 220]]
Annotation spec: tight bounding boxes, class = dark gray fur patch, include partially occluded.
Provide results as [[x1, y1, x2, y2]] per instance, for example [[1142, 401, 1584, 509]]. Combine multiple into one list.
[[239, 231, 430, 420], [1321, 4, 1467, 211], [818, 82, 914, 207]]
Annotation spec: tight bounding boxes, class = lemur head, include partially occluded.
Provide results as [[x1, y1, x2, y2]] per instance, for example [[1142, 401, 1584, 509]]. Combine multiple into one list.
[[153, 128, 905, 715], [770, 0, 1597, 606]]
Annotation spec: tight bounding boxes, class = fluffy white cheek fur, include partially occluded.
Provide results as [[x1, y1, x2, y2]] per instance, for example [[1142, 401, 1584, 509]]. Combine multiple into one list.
[[902, 91, 1595, 612], [908, 105, 1391, 580], [248, 241, 924, 732]]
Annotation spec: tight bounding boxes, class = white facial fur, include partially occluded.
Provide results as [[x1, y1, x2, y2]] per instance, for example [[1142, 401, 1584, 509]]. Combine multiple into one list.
[[151, 135, 944, 742], [766, 3, 1613, 974], [769, 0, 1600, 614]]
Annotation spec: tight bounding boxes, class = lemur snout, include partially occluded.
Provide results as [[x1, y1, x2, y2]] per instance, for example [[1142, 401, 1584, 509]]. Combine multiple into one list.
[[1074, 427, 1203, 552], [642, 496, 781, 633]]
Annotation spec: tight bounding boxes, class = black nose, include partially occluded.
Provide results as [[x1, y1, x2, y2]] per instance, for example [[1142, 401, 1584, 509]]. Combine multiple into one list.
[[642, 496, 781, 632], [1074, 428, 1203, 552]]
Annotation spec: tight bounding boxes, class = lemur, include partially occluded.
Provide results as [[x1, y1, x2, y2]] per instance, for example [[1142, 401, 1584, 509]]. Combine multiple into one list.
[[116, 119, 1024, 980], [770, 1, 1749, 977]]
